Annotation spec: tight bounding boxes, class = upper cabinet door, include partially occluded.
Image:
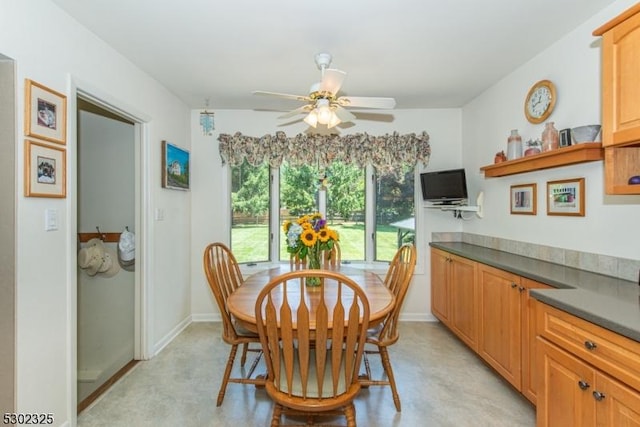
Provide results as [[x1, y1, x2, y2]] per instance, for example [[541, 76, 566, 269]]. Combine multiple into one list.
[[595, 4, 640, 147]]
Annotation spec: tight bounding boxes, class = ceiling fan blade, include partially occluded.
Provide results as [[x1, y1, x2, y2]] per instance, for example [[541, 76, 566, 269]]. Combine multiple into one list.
[[252, 91, 312, 102], [319, 69, 346, 94], [278, 104, 313, 119], [336, 96, 396, 109], [333, 105, 356, 123]]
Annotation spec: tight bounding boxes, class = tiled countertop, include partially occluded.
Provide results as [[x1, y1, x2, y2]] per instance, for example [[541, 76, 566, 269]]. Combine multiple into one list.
[[430, 242, 640, 343]]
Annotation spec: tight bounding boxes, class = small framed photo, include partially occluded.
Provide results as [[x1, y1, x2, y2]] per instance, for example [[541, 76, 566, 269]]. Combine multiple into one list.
[[24, 139, 66, 198], [559, 129, 572, 147], [547, 178, 585, 216], [162, 141, 190, 190], [510, 183, 537, 215], [24, 79, 67, 145]]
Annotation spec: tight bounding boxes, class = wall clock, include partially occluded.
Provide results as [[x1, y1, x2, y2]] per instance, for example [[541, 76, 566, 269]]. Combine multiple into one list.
[[524, 80, 556, 124]]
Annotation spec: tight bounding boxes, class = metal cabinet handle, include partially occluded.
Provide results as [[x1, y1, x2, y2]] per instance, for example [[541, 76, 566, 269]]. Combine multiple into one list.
[[511, 282, 517, 288], [584, 341, 598, 351], [578, 380, 590, 390], [593, 391, 605, 401], [518, 286, 525, 292]]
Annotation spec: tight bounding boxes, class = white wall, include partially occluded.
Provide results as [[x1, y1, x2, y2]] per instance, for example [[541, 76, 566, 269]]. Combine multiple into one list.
[[190, 108, 463, 323], [462, 0, 640, 262], [0, 1, 191, 424]]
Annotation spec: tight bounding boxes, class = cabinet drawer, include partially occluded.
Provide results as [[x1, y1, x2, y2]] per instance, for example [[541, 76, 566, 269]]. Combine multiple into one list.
[[537, 302, 640, 392]]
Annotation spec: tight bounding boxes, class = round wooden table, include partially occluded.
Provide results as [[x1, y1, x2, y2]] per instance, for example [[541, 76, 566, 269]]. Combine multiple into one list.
[[227, 265, 395, 332]]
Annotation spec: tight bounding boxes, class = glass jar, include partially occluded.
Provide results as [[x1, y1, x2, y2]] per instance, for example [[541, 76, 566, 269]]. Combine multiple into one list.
[[542, 122, 559, 152], [507, 129, 522, 160]]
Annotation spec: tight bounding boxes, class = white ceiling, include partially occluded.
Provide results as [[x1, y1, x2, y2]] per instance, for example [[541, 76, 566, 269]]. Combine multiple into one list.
[[52, 0, 614, 112]]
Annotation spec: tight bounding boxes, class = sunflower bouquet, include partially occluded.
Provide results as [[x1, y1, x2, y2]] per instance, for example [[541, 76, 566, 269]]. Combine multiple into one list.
[[282, 213, 339, 269]]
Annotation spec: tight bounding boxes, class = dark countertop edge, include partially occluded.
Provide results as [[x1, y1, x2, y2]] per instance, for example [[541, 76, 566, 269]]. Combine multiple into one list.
[[430, 241, 640, 344]]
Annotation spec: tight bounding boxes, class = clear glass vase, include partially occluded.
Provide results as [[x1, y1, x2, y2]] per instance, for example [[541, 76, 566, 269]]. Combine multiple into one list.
[[306, 246, 322, 287]]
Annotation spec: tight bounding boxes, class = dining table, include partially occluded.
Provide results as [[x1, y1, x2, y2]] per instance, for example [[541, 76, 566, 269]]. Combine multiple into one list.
[[227, 264, 395, 333]]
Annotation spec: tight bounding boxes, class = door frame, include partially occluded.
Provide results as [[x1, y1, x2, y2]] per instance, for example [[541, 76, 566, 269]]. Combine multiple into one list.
[[67, 76, 154, 420]]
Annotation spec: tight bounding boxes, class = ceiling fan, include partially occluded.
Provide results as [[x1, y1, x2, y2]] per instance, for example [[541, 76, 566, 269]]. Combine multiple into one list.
[[253, 52, 396, 129]]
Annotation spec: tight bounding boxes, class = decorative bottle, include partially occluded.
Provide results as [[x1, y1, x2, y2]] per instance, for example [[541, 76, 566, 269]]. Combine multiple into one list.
[[542, 122, 559, 152], [506, 129, 522, 160]]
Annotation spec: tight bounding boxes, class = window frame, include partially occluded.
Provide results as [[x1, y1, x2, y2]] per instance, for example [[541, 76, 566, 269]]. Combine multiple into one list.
[[230, 163, 420, 266]]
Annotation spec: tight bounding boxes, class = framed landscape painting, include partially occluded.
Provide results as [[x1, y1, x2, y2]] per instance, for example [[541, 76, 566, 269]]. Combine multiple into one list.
[[162, 141, 190, 190]]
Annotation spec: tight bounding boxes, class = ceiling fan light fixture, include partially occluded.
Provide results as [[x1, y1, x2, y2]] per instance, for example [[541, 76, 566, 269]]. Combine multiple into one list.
[[327, 111, 341, 129], [304, 110, 318, 128], [317, 106, 333, 125]]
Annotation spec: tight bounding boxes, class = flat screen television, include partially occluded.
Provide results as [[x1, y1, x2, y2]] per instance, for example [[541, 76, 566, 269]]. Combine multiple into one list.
[[420, 168, 468, 204]]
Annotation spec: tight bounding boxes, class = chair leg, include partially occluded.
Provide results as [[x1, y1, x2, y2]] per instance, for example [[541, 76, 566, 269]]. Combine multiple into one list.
[[270, 403, 282, 426], [240, 342, 249, 367], [344, 402, 357, 427], [380, 346, 401, 412], [217, 344, 239, 406]]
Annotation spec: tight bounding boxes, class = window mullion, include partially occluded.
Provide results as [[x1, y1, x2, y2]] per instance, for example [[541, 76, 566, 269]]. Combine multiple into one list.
[[364, 165, 375, 263], [270, 167, 280, 263]]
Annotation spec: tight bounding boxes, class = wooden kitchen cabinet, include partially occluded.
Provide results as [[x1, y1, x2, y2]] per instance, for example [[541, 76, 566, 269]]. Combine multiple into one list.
[[430, 248, 451, 324], [430, 248, 478, 350], [593, 3, 640, 194], [537, 302, 640, 426], [477, 264, 522, 389], [537, 337, 596, 427], [431, 248, 552, 403], [521, 278, 552, 405]]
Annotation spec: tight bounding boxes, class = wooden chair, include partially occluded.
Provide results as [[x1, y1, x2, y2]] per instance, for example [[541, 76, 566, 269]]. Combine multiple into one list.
[[203, 242, 265, 406], [360, 243, 417, 412], [322, 241, 341, 268], [289, 242, 341, 269], [255, 270, 370, 427]]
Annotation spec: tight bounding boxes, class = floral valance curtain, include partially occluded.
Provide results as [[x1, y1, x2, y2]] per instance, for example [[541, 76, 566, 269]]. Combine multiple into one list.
[[218, 131, 431, 171]]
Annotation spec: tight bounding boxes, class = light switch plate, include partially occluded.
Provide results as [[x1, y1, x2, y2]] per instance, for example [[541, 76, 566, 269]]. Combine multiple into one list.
[[45, 208, 58, 231]]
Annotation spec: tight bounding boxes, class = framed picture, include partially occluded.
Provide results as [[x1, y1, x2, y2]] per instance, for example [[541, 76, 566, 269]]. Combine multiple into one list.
[[510, 183, 537, 215], [162, 141, 190, 190], [547, 178, 585, 216], [24, 79, 67, 145], [24, 139, 66, 198], [559, 129, 572, 147]]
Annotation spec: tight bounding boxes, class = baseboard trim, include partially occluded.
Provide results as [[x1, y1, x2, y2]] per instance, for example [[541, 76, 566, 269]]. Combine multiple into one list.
[[191, 313, 221, 322], [152, 316, 191, 356], [399, 313, 438, 322]]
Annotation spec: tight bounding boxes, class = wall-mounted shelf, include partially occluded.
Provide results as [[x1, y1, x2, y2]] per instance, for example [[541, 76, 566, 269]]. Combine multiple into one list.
[[480, 143, 604, 177], [425, 192, 484, 219]]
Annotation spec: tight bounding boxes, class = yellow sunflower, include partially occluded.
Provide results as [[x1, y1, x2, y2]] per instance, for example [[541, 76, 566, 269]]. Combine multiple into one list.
[[317, 228, 330, 242], [282, 220, 291, 233], [300, 229, 318, 247], [329, 229, 339, 241]]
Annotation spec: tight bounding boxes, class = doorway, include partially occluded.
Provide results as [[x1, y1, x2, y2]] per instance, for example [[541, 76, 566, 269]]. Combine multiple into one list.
[[76, 97, 138, 412]]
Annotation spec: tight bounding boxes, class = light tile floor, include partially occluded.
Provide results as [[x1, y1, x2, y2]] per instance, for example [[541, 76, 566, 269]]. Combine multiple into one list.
[[78, 322, 536, 426]]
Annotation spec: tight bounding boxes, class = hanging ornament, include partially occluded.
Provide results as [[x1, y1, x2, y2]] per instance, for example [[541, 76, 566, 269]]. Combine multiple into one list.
[[200, 98, 215, 136]]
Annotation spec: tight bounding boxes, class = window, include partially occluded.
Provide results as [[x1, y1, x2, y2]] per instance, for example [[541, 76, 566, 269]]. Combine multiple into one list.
[[279, 162, 365, 261], [230, 161, 270, 263], [374, 166, 415, 261], [232, 161, 414, 265]]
